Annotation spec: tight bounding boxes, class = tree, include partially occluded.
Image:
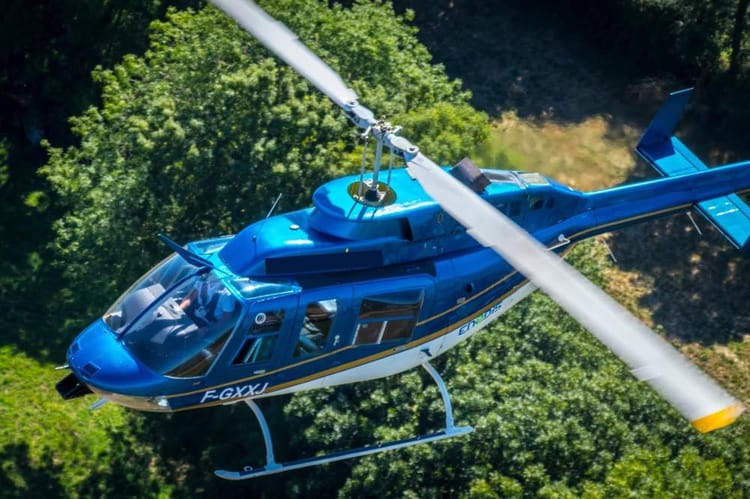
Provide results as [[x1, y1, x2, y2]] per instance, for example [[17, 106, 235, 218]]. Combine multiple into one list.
[[0, 0, 203, 148], [41, 0, 488, 327], [0, 139, 8, 190], [729, 0, 750, 78]]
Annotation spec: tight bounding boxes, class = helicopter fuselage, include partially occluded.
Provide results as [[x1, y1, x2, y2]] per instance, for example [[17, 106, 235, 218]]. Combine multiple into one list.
[[60, 162, 750, 413]]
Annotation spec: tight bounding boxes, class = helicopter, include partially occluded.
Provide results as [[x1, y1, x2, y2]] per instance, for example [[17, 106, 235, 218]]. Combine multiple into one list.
[[55, 0, 749, 481]]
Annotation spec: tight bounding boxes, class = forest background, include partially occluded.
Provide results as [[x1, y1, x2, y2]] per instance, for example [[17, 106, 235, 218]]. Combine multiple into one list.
[[1, 0, 750, 497]]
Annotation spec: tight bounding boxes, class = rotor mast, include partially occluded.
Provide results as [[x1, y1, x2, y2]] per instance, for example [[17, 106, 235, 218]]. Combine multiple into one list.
[[362, 119, 404, 203], [344, 100, 419, 204]]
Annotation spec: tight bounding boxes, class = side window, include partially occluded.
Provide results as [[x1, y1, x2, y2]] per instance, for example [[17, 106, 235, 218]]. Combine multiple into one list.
[[232, 310, 284, 365], [528, 196, 544, 210], [509, 201, 521, 217], [353, 290, 423, 345], [294, 299, 338, 358]]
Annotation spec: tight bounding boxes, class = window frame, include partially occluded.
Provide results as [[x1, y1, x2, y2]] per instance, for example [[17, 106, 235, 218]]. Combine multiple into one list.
[[294, 299, 339, 359], [231, 308, 286, 366], [352, 290, 423, 346]]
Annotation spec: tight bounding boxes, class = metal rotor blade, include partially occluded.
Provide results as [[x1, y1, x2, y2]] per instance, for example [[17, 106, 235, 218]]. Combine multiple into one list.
[[210, 0, 358, 109], [406, 152, 744, 432]]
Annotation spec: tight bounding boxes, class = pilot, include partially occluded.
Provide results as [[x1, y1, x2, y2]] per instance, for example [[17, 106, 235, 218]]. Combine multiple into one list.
[[297, 300, 337, 355], [180, 273, 236, 328]]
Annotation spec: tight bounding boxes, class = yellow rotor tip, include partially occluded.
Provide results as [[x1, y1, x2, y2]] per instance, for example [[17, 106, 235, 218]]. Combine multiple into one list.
[[692, 403, 745, 433]]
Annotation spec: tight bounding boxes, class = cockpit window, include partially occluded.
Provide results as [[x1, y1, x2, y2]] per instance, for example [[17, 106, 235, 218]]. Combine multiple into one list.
[[120, 272, 242, 378], [103, 254, 198, 333]]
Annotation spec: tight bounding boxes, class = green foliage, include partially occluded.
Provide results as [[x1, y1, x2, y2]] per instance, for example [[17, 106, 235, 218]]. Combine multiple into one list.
[[41, 0, 488, 326], [398, 102, 490, 165], [581, 446, 736, 498], [0, 139, 8, 189], [0, 346, 140, 497]]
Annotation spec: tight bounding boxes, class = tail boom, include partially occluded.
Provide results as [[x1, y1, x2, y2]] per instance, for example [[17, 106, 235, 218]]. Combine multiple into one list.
[[636, 88, 750, 251]]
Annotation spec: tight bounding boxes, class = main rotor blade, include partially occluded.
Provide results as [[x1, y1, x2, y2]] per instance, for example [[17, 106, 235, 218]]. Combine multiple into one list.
[[406, 152, 744, 432], [210, 0, 358, 109]]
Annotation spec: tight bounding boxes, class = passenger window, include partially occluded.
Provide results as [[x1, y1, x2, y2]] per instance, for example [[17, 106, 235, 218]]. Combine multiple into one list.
[[353, 290, 423, 345], [529, 196, 544, 210], [167, 329, 233, 378], [232, 309, 284, 365], [295, 300, 338, 358]]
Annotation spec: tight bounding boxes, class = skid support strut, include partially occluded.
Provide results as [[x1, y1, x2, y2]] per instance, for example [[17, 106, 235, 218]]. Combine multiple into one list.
[[214, 362, 473, 480]]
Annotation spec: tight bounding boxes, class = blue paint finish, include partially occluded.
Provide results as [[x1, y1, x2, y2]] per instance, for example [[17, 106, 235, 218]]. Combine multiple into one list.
[[68, 320, 162, 393], [220, 168, 558, 277], [67, 151, 750, 410], [61, 90, 750, 412], [698, 192, 750, 250]]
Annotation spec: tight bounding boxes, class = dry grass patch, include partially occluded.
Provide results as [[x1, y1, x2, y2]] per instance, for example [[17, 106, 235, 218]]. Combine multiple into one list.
[[472, 112, 639, 191]]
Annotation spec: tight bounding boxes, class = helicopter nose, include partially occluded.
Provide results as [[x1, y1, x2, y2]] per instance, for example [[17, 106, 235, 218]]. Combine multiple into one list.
[[67, 319, 161, 391]]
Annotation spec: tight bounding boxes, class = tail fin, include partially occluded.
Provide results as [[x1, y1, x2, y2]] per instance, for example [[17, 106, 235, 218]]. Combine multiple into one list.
[[636, 88, 750, 251]]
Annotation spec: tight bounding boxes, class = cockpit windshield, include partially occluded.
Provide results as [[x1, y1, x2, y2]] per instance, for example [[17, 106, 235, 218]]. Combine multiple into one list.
[[104, 253, 198, 334], [120, 270, 242, 378], [103, 252, 242, 378]]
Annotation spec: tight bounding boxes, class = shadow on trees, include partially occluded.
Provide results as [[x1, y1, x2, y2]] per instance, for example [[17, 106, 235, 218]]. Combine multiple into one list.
[[392, 0, 749, 172], [608, 149, 750, 346], [82, 396, 354, 498], [392, 0, 655, 127], [0, 443, 66, 499]]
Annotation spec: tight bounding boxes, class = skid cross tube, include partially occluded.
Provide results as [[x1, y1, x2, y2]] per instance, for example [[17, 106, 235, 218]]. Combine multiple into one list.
[[214, 362, 473, 480]]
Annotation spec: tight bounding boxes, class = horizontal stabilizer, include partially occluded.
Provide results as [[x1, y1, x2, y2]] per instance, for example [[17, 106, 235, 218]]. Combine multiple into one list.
[[697, 193, 750, 250], [636, 89, 750, 251]]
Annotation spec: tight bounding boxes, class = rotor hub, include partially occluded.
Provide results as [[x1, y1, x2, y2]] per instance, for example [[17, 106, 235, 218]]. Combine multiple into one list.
[[347, 180, 396, 207]]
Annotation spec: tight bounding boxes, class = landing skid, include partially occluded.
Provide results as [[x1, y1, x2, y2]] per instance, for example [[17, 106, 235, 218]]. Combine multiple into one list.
[[214, 362, 473, 480]]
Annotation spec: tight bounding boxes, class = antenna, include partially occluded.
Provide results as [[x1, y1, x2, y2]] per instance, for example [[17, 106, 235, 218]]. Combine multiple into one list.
[[266, 193, 283, 219], [254, 193, 284, 244]]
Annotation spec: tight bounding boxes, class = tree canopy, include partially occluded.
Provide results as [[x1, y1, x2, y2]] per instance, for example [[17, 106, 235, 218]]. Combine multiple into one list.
[[508, 0, 750, 79], [41, 0, 488, 323]]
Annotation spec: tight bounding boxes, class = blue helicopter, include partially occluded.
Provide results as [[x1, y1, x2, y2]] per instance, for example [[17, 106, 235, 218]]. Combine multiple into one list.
[[57, 0, 748, 480]]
